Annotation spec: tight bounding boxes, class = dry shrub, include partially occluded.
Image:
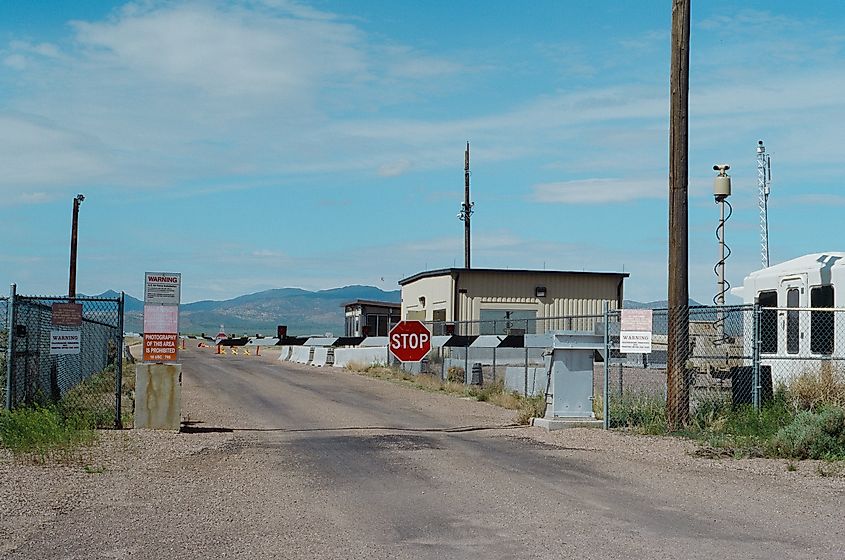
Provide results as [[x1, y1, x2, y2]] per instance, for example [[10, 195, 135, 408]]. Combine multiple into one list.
[[515, 396, 546, 425], [789, 363, 845, 411], [446, 366, 465, 384], [487, 391, 523, 410], [412, 373, 442, 391]]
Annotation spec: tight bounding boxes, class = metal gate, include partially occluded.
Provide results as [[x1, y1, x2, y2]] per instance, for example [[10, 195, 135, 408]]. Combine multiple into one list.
[[3, 286, 125, 428]]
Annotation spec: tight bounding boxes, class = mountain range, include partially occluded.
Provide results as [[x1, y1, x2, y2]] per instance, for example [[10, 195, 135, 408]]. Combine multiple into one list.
[[117, 285, 401, 336], [110, 286, 702, 337]]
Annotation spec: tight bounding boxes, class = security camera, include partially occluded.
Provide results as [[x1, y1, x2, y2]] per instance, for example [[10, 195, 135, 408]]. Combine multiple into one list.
[[713, 164, 730, 173]]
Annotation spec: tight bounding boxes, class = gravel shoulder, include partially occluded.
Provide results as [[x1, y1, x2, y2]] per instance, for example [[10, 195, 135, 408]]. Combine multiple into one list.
[[1, 347, 843, 559]]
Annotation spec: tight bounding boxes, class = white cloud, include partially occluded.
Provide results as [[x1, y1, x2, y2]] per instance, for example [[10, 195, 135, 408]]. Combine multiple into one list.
[[70, 2, 367, 99], [377, 159, 412, 177], [0, 114, 109, 187], [531, 178, 666, 204]]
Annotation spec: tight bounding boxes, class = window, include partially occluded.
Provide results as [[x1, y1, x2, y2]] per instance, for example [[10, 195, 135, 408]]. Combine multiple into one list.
[[479, 309, 537, 335], [787, 288, 799, 354], [758, 291, 777, 354], [811, 286, 834, 355], [430, 309, 447, 335]]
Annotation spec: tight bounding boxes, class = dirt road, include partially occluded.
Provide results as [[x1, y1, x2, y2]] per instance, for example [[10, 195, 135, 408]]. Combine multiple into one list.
[[4, 346, 843, 559]]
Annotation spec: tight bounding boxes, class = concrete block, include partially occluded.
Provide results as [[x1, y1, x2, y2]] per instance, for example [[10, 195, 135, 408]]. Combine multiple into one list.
[[311, 347, 329, 367], [134, 363, 181, 431], [333, 346, 388, 368], [532, 417, 603, 431]]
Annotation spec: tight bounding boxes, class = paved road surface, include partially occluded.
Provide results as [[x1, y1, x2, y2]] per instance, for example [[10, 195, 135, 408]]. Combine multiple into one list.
[[9, 346, 844, 559]]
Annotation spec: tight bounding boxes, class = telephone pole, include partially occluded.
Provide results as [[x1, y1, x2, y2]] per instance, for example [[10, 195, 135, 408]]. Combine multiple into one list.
[[667, 0, 690, 430], [68, 194, 85, 299], [458, 142, 474, 268]]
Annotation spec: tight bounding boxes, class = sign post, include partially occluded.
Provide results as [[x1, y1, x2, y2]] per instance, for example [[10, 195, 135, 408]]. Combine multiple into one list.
[[138, 272, 182, 430], [388, 320, 431, 363], [143, 272, 181, 362]]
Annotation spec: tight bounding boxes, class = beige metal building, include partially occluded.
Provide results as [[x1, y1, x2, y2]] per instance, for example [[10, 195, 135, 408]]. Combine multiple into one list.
[[399, 268, 628, 334]]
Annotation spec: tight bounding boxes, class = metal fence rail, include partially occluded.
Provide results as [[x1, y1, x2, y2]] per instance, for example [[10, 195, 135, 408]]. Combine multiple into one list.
[[3, 288, 125, 428]]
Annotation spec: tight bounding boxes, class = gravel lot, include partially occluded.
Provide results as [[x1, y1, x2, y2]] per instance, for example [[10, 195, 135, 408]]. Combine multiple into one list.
[[1, 345, 843, 559]]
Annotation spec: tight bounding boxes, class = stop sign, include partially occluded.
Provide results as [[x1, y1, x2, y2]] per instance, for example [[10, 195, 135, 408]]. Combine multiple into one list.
[[388, 320, 431, 362]]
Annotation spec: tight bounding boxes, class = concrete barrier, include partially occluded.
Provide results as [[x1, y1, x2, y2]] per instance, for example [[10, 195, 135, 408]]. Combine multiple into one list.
[[505, 365, 548, 396], [311, 346, 329, 367], [277, 346, 292, 361], [333, 346, 388, 369], [290, 346, 312, 364]]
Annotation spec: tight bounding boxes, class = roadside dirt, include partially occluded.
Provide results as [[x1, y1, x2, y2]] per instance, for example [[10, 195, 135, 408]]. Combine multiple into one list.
[[1, 347, 842, 559]]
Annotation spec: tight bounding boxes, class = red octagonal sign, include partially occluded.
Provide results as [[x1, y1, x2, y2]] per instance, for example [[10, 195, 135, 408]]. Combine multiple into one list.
[[389, 320, 431, 362]]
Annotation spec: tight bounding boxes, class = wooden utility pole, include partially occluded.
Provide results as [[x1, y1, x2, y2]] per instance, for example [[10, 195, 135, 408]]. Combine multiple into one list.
[[68, 194, 84, 299], [464, 142, 471, 269], [667, 0, 691, 430]]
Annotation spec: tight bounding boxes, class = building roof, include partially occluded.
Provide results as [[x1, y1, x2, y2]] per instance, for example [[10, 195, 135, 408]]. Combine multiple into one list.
[[399, 267, 629, 286], [746, 252, 845, 279], [732, 252, 845, 298], [341, 299, 401, 309]]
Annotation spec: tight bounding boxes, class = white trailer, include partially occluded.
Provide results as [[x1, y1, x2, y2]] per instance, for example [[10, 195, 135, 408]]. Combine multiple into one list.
[[732, 253, 845, 383]]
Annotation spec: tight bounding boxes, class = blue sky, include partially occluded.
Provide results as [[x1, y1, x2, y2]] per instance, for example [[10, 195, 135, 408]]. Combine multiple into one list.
[[1, 1, 843, 303]]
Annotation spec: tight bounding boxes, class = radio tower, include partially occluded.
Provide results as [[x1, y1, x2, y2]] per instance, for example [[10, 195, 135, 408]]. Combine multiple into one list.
[[757, 140, 771, 269]]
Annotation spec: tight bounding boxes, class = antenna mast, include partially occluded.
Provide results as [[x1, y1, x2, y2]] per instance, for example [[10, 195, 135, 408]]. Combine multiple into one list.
[[458, 142, 474, 268], [757, 140, 771, 268]]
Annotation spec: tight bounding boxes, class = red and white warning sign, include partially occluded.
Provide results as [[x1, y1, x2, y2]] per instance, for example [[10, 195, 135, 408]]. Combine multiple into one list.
[[143, 271, 181, 362], [143, 333, 179, 362]]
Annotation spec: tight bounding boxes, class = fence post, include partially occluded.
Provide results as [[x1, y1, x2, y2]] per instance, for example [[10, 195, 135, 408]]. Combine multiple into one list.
[[524, 345, 529, 397], [603, 302, 610, 429], [114, 292, 125, 429], [5, 284, 16, 410], [464, 344, 469, 385], [752, 302, 761, 411]]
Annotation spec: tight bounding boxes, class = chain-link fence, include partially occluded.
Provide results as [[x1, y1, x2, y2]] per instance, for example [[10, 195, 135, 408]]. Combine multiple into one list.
[[4, 290, 124, 428], [604, 305, 755, 429], [1, 296, 8, 408], [390, 304, 844, 430], [394, 315, 605, 409]]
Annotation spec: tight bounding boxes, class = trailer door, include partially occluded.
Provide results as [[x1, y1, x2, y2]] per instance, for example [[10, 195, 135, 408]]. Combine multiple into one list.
[[780, 276, 807, 355]]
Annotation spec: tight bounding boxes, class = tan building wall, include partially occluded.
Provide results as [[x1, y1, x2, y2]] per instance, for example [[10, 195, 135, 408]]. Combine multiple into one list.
[[400, 274, 453, 321], [400, 268, 626, 334]]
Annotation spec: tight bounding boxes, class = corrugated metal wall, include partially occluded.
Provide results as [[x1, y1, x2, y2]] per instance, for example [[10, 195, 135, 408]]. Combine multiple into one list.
[[401, 270, 624, 331]]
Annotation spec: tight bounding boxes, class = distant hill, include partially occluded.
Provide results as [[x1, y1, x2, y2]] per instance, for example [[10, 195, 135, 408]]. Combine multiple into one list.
[[119, 285, 400, 336], [623, 299, 703, 309]]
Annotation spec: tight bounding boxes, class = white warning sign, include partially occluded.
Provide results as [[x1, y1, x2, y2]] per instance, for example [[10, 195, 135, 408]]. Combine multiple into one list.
[[50, 331, 81, 355], [620, 309, 653, 354]]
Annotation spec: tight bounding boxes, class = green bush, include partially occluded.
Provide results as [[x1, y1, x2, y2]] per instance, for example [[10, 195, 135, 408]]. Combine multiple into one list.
[[0, 405, 94, 458], [768, 407, 845, 460], [609, 391, 667, 434]]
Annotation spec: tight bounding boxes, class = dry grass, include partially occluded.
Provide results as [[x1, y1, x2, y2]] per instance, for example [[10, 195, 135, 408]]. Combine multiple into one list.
[[343, 361, 545, 423], [788, 363, 845, 411]]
